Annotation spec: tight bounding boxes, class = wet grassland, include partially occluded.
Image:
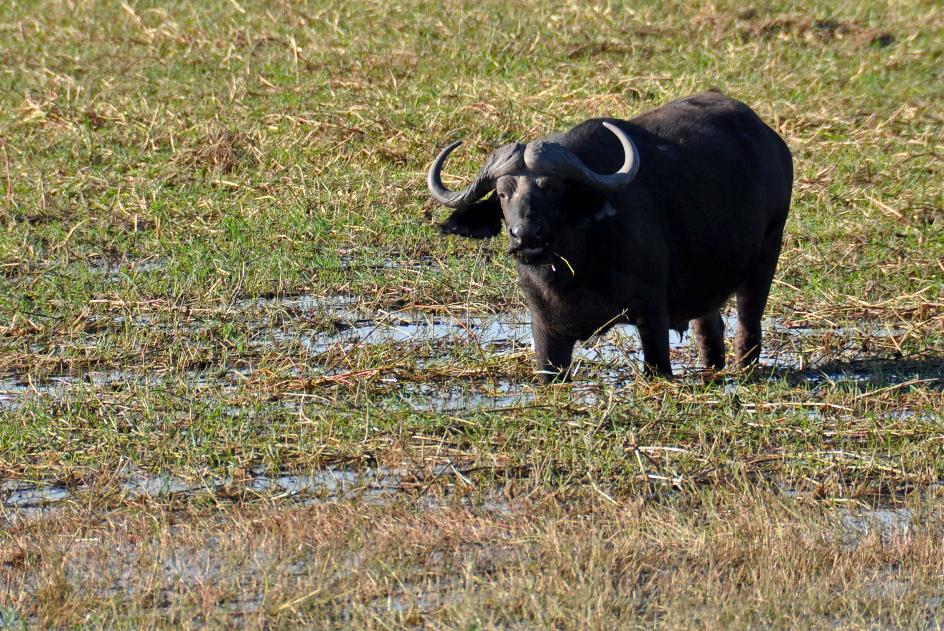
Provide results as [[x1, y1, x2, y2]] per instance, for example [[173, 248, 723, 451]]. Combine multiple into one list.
[[1, 0, 942, 627]]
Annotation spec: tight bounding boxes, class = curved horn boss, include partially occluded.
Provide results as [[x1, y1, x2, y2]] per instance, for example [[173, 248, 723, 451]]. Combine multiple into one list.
[[521, 122, 639, 192]]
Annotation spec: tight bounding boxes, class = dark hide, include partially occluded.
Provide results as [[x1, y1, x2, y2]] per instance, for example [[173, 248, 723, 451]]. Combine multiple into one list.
[[434, 90, 793, 382]]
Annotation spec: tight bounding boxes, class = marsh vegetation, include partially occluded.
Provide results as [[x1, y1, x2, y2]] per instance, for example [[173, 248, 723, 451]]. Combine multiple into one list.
[[0, 0, 942, 627]]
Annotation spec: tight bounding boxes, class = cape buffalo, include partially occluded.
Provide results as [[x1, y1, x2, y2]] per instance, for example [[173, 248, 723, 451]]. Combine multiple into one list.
[[428, 90, 793, 382]]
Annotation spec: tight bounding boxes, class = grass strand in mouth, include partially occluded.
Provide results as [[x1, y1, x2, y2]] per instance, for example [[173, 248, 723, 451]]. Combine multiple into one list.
[[0, 0, 941, 627], [554, 252, 576, 276]]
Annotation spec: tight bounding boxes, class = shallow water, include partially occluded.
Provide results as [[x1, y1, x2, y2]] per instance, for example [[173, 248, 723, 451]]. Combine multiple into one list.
[[0, 480, 73, 519], [237, 292, 357, 312], [0, 378, 72, 408], [1, 294, 930, 412], [1, 480, 72, 507], [296, 312, 533, 355], [90, 257, 167, 283], [116, 467, 408, 504], [248, 467, 404, 504], [292, 307, 727, 372], [2, 465, 508, 519], [840, 507, 914, 547], [0, 368, 245, 410], [400, 379, 532, 411]]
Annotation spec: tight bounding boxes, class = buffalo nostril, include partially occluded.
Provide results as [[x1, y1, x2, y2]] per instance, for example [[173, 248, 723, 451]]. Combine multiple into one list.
[[510, 223, 543, 243]]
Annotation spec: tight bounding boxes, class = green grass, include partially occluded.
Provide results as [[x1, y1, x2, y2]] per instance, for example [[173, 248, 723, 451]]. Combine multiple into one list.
[[1, 0, 943, 627]]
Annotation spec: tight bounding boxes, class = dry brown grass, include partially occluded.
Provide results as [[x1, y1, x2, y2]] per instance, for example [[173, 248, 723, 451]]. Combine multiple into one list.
[[172, 124, 262, 178], [3, 490, 943, 628]]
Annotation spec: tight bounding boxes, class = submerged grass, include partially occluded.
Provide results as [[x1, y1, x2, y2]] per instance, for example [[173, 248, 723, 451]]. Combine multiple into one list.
[[0, 0, 942, 627]]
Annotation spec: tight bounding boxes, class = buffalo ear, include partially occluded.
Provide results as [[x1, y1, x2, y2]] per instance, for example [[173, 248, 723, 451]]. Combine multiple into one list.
[[562, 183, 614, 225], [437, 194, 503, 239]]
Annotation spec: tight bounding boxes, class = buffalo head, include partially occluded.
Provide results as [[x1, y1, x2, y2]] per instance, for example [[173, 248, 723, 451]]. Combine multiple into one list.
[[427, 122, 639, 264]]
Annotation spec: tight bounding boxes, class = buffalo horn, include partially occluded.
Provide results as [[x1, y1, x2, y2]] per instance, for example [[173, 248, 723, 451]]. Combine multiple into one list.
[[427, 141, 524, 208], [523, 122, 639, 193]]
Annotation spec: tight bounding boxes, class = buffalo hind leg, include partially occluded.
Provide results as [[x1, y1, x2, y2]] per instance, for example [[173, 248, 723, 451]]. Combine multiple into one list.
[[693, 310, 725, 370], [532, 321, 575, 383], [735, 291, 767, 369], [735, 227, 785, 368]]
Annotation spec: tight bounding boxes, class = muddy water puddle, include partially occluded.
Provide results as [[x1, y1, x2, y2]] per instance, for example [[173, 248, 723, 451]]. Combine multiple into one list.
[[291, 307, 927, 391], [2, 295, 930, 411], [257, 299, 913, 379], [1, 480, 72, 517], [89, 257, 167, 282], [290, 312, 534, 355], [398, 378, 547, 411], [840, 507, 914, 546], [118, 468, 407, 505], [239, 293, 705, 366], [2, 466, 510, 519], [0, 368, 248, 410]]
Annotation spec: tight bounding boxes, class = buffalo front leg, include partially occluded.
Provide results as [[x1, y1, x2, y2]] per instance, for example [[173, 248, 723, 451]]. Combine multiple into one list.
[[693, 310, 725, 370], [636, 306, 673, 378], [531, 321, 575, 383]]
